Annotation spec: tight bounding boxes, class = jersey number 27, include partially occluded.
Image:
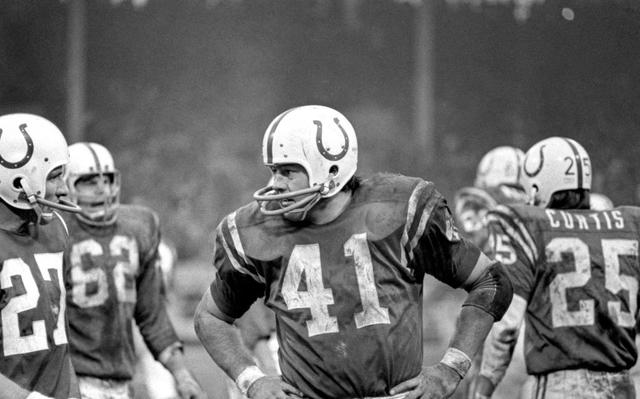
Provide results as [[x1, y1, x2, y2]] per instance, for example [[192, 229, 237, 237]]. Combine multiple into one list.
[[1, 253, 68, 356]]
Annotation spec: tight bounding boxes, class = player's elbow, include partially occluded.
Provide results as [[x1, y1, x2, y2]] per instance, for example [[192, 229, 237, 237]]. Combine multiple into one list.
[[463, 263, 513, 321]]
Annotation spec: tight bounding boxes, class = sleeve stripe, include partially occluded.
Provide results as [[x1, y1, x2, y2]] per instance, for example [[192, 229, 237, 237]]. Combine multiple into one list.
[[401, 181, 440, 266], [487, 207, 538, 265], [228, 212, 253, 268], [219, 215, 264, 284]]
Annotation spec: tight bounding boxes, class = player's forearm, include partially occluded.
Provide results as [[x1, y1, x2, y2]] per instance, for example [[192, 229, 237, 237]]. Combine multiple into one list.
[[194, 297, 257, 380], [447, 306, 495, 360], [0, 372, 31, 399], [477, 294, 527, 392]]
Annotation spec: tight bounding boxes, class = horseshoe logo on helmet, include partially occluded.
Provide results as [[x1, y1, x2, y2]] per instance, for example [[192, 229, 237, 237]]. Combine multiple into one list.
[[315, 118, 349, 161], [523, 144, 545, 178], [0, 124, 34, 169]]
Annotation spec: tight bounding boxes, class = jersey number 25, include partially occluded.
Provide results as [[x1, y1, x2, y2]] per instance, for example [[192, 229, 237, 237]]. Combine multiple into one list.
[[549, 237, 638, 328]]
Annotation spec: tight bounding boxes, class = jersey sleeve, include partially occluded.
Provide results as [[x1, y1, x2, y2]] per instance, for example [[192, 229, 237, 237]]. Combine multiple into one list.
[[486, 205, 538, 300], [407, 183, 484, 288], [133, 210, 180, 358], [209, 212, 266, 319]]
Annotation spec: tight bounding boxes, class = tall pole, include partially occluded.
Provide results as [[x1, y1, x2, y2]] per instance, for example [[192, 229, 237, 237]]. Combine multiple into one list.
[[413, 0, 435, 169], [66, 0, 86, 143]]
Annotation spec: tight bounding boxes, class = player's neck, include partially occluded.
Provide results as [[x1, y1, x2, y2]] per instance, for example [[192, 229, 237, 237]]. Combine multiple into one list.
[[307, 190, 352, 225]]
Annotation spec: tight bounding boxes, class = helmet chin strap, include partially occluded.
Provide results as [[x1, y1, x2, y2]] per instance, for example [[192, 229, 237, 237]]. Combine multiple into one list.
[[20, 178, 82, 225]]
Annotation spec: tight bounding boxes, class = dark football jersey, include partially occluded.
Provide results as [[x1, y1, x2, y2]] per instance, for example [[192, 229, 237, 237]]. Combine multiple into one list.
[[487, 204, 640, 374], [453, 185, 528, 254], [63, 204, 179, 380], [210, 173, 487, 398], [0, 213, 79, 398]]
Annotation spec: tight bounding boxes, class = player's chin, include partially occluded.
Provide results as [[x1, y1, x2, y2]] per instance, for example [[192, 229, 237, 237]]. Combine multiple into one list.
[[283, 209, 306, 223]]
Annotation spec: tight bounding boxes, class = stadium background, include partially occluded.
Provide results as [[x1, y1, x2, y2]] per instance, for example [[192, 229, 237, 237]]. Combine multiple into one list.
[[2, 0, 640, 397]]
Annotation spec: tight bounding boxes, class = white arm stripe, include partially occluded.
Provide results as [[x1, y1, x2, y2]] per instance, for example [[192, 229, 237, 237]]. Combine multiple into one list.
[[228, 212, 253, 268], [401, 181, 428, 267], [219, 216, 264, 284]]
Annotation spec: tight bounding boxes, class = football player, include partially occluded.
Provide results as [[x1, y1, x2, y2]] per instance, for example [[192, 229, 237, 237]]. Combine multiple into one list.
[[0, 113, 81, 399], [194, 105, 513, 399], [453, 146, 529, 399], [589, 192, 614, 211], [472, 137, 638, 398], [454, 146, 528, 253], [132, 239, 181, 399], [62, 142, 205, 399]]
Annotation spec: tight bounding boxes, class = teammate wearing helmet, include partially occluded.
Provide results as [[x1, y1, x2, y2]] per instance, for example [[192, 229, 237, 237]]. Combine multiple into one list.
[[194, 105, 513, 399], [472, 137, 638, 398], [0, 113, 81, 399], [62, 142, 205, 399], [454, 146, 528, 253], [453, 146, 529, 399]]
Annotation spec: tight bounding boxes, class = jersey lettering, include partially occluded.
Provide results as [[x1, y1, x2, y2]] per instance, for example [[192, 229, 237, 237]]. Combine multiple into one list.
[[281, 233, 390, 337], [1, 253, 67, 356], [69, 235, 139, 308]]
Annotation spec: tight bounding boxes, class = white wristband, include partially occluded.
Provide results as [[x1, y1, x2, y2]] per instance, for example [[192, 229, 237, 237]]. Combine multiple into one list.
[[236, 365, 266, 396], [440, 347, 472, 379], [27, 393, 53, 399]]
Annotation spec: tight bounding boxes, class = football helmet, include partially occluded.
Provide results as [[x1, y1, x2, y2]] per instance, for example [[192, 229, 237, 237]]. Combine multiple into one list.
[[0, 113, 80, 223], [590, 192, 614, 211], [521, 137, 591, 208], [253, 105, 358, 217], [474, 146, 525, 190], [66, 142, 121, 226]]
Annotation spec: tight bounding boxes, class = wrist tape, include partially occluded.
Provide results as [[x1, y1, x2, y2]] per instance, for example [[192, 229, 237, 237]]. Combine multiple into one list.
[[236, 365, 266, 396], [440, 347, 472, 379]]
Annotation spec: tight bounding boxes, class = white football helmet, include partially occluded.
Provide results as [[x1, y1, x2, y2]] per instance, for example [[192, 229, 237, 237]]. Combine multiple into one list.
[[474, 146, 525, 190], [0, 113, 80, 222], [66, 142, 121, 226], [521, 137, 591, 208], [253, 105, 358, 217], [590, 192, 614, 211]]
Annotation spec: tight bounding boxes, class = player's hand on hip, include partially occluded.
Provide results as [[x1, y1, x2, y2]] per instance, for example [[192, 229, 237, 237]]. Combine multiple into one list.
[[174, 369, 207, 399], [247, 375, 304, 399], [389, 363, 461, 399]]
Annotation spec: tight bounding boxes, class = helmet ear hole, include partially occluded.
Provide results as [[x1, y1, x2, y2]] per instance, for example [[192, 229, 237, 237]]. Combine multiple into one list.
[[12, 177, 23, 190], [329, 165, 339, 176]]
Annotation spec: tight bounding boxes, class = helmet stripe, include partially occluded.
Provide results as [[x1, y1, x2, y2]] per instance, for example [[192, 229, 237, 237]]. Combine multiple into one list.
[[84, 142, 103, 173], [563, 138, 583, 189], [266, 107, 299, 164]]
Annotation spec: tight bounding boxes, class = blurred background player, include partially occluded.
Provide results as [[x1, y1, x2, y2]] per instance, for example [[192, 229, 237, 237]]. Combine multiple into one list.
[[63, 142, 205, 399], [453, 146, 528, 399], [0, 113, 81, 399], [454, 146, 528, 252], [194, 105, 512, 399], [132, 239, 181, 399], [589, 192, 614, 211], [473, 137, 638, 398]]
